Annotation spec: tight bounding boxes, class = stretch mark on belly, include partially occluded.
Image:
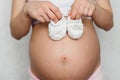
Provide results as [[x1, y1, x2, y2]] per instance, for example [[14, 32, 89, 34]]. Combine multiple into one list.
[[62, 59, 66, 80], [64, 63, 66, 80]]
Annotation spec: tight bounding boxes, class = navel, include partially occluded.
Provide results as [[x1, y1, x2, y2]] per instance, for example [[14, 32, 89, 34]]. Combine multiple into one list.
[[61, 56, 68, 64]]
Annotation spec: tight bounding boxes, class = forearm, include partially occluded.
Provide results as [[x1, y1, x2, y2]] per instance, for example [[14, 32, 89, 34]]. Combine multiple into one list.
[[10, 8, 32, 40], [92, 3, 113, 31]]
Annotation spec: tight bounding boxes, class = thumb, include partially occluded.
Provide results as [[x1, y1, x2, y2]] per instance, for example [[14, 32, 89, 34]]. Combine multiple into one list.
[[68, 10, 72, 16]]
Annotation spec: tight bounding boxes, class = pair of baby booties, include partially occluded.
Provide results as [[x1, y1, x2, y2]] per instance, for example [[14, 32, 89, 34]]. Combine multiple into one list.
[[48, 16, 84, 40]]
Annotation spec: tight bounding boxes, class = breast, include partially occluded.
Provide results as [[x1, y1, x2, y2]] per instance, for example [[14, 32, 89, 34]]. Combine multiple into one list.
[[29, 20, 100, 79]]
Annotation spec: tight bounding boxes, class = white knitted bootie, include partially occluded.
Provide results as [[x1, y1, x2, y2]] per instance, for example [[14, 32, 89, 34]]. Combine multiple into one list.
[[67, 17, 84, 39], [48, 16, 67, 40]]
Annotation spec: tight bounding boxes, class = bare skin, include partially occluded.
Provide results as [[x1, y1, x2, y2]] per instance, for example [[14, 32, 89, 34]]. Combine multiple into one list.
[[10, 0, 113, 80], [29, 19, 100, 80]]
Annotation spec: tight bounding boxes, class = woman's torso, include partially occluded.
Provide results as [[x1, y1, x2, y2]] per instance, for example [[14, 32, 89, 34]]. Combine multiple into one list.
[[29, 0, 100, 80]]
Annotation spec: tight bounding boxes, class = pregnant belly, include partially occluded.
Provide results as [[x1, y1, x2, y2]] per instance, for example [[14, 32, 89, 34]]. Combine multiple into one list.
[[29, 19, 100, 80]]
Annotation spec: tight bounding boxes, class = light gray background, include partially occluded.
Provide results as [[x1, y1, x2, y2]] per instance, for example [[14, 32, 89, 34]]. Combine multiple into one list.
[[0, 0, 120, 80]]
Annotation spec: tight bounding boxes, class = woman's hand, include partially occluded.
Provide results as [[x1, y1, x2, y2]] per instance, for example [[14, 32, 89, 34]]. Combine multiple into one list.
[[69, 0, 96, 20], [24, 1, 62, 23]]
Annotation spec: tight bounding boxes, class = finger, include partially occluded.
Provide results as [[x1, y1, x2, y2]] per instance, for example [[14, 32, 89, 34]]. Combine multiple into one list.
[[36, 9, 46, 23], [46, 8, 58, 23], [38, 7, 50, 22], [83, 5, 90, 16], [76, 5, 84, 19], [37, 15, 45, 23], [70, 3, 79, 19], [49, 4, 62, 20], [30, 11, 37, 19], [41, 13, 50, 22], [68, 10, 71, 16], [88, 5, 95, 16]]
